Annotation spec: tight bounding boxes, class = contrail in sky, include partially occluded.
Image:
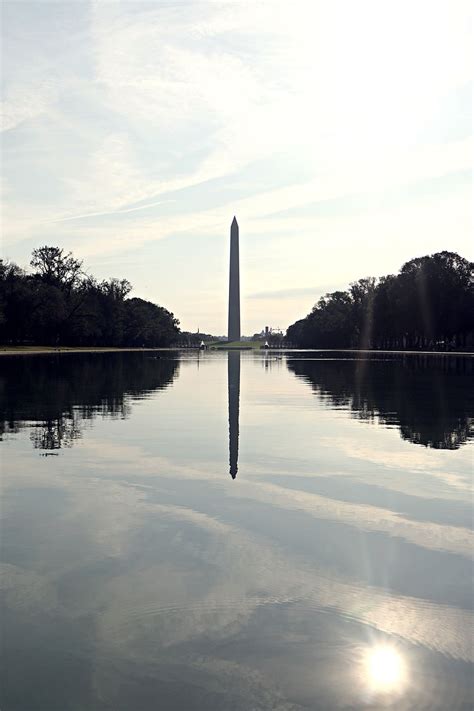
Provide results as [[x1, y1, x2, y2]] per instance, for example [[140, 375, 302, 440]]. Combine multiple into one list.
[[49, 198, 175, 224]]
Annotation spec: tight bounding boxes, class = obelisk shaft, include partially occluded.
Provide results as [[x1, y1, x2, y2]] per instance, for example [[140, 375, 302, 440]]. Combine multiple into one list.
[[228, 217, 240, 342]]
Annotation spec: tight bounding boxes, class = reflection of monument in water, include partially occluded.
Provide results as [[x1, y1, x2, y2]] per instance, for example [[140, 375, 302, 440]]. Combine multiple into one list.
[[228, 351, 240, 479]]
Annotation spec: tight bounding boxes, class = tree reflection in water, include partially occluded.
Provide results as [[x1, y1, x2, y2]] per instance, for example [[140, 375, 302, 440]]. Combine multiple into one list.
[[287, 353, 474, 449], [0, 353, 179, 451]]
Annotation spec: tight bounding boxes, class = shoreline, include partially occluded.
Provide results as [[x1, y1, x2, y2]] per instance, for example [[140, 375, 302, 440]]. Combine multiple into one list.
[[0, 346, 177, 356], [0, 346, 473, 357]]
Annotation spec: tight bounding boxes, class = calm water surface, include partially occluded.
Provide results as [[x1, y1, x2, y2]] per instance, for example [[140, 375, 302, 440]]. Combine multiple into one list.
[[1, 351, 473, 710]]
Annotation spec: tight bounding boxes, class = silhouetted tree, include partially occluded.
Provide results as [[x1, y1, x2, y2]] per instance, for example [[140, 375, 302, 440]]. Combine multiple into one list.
[[0, 248, 181, 347], [123, 297, 180, 347], [30, 246, 84, 292], [287, 251, 473, 351], [350, 277, 377, 348]]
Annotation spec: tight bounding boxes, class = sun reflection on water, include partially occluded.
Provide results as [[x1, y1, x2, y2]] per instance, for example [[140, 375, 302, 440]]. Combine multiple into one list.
[[363, 645, 408, 695]]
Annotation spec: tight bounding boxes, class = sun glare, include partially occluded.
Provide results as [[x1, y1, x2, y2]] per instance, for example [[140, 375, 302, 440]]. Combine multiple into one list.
[[364, 645, 407, 693]]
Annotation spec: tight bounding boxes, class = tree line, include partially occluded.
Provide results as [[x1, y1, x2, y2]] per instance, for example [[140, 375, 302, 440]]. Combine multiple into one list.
[[286, 251, 474, 350], [0, 246, 180, 347]]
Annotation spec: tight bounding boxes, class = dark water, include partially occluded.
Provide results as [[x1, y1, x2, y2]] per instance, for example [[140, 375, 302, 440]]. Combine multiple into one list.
[[1, 351, 473, 710]]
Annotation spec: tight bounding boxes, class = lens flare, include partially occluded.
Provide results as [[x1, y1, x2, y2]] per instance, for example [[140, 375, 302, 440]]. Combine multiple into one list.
[[364, 645, 407, 693]]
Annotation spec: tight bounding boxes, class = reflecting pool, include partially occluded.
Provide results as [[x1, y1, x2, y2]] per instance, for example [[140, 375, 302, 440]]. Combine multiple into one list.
[[1, 351, 473, 710]]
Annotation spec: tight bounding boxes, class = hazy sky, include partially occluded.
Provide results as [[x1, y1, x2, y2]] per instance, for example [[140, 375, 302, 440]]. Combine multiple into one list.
[[1, 0, 472, 335]]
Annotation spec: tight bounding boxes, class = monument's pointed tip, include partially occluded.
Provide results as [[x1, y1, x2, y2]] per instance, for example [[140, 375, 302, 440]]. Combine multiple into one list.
[[232, 215, 238, 225]]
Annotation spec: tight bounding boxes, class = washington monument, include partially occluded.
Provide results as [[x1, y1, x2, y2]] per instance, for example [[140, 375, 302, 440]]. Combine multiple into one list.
[[228, 216, 240, 341]]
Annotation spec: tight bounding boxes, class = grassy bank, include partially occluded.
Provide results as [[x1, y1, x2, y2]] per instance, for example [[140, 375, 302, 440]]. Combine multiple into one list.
[[0, 346, 175, 356]]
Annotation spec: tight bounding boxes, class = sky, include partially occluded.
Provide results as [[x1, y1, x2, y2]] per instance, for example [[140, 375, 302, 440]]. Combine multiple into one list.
[[1, 0, 472, 335]]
